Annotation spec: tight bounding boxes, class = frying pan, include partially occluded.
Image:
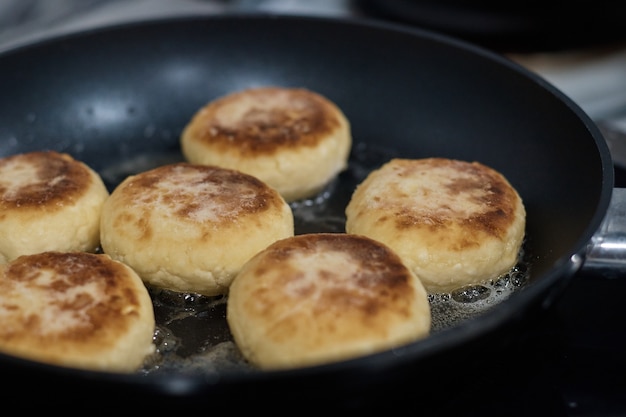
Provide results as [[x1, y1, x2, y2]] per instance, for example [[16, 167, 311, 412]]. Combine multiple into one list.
[[0, 13, 617, 412]]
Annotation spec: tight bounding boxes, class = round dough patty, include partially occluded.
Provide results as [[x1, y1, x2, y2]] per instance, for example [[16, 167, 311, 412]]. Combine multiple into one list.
[[345, 158, 526, 294], [100, 163, 294, 296], [0, 251, 155, 373], [227, 233, 431, 370], [180, 86, 352, 202], [0, 151, 109, 263]]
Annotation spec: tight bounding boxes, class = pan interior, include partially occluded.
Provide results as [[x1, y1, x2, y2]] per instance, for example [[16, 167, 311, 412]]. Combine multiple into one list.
[[0, 15, 612, 379]]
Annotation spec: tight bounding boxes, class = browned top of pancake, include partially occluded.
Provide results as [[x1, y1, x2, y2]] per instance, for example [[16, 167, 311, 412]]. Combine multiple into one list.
[[0, 251, 147, 353], [0, 151, 93, 211], [108, 163, 287, 241], [184, 87, 344, 155], [234, 233, 419, 342], [356, 158, 522, 247], [397, 158, 518, 239]]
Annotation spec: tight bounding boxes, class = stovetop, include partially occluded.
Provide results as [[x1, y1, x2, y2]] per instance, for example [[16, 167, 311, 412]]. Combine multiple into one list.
[[1, 1, 625, 415]]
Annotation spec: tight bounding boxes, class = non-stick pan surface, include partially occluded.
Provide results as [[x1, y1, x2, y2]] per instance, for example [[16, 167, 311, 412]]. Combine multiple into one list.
[[0, 14, 613, 410]]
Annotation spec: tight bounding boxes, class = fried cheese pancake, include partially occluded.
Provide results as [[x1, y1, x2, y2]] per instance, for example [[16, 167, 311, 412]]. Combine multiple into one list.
[[0, 251, 155, 373], [227, 233, 431, 370], [100, 163, 294, 296], [345, 158, 526, 293], [0, 151, 109, 264], [180, 86, 352, 202]]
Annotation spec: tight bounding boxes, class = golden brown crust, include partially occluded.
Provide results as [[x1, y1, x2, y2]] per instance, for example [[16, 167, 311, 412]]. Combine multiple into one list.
[[108, 163, 287, 245], [183, 87, 343, 156], [0, 151, 94, 213], [0, 151, 110, 263], [0, 251, 155, 372], [245, 233, 415, 323], [345, 158, 526, 293], [180, 86, 352, 202], [227, 233, 430, 370], [100, 162, 294, 296], [378, 158, 520, 246]]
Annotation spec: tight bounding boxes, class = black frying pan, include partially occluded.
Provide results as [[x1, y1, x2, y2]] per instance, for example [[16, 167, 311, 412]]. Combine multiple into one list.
[[0, 14, 614, 412]]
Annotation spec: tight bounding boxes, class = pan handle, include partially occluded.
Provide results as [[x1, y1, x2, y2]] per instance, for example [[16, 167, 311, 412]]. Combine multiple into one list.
[[584, 187, 626, 277]]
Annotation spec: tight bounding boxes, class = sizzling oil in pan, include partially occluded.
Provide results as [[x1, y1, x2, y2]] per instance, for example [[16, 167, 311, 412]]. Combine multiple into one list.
[[98, 142, 530, 375]]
